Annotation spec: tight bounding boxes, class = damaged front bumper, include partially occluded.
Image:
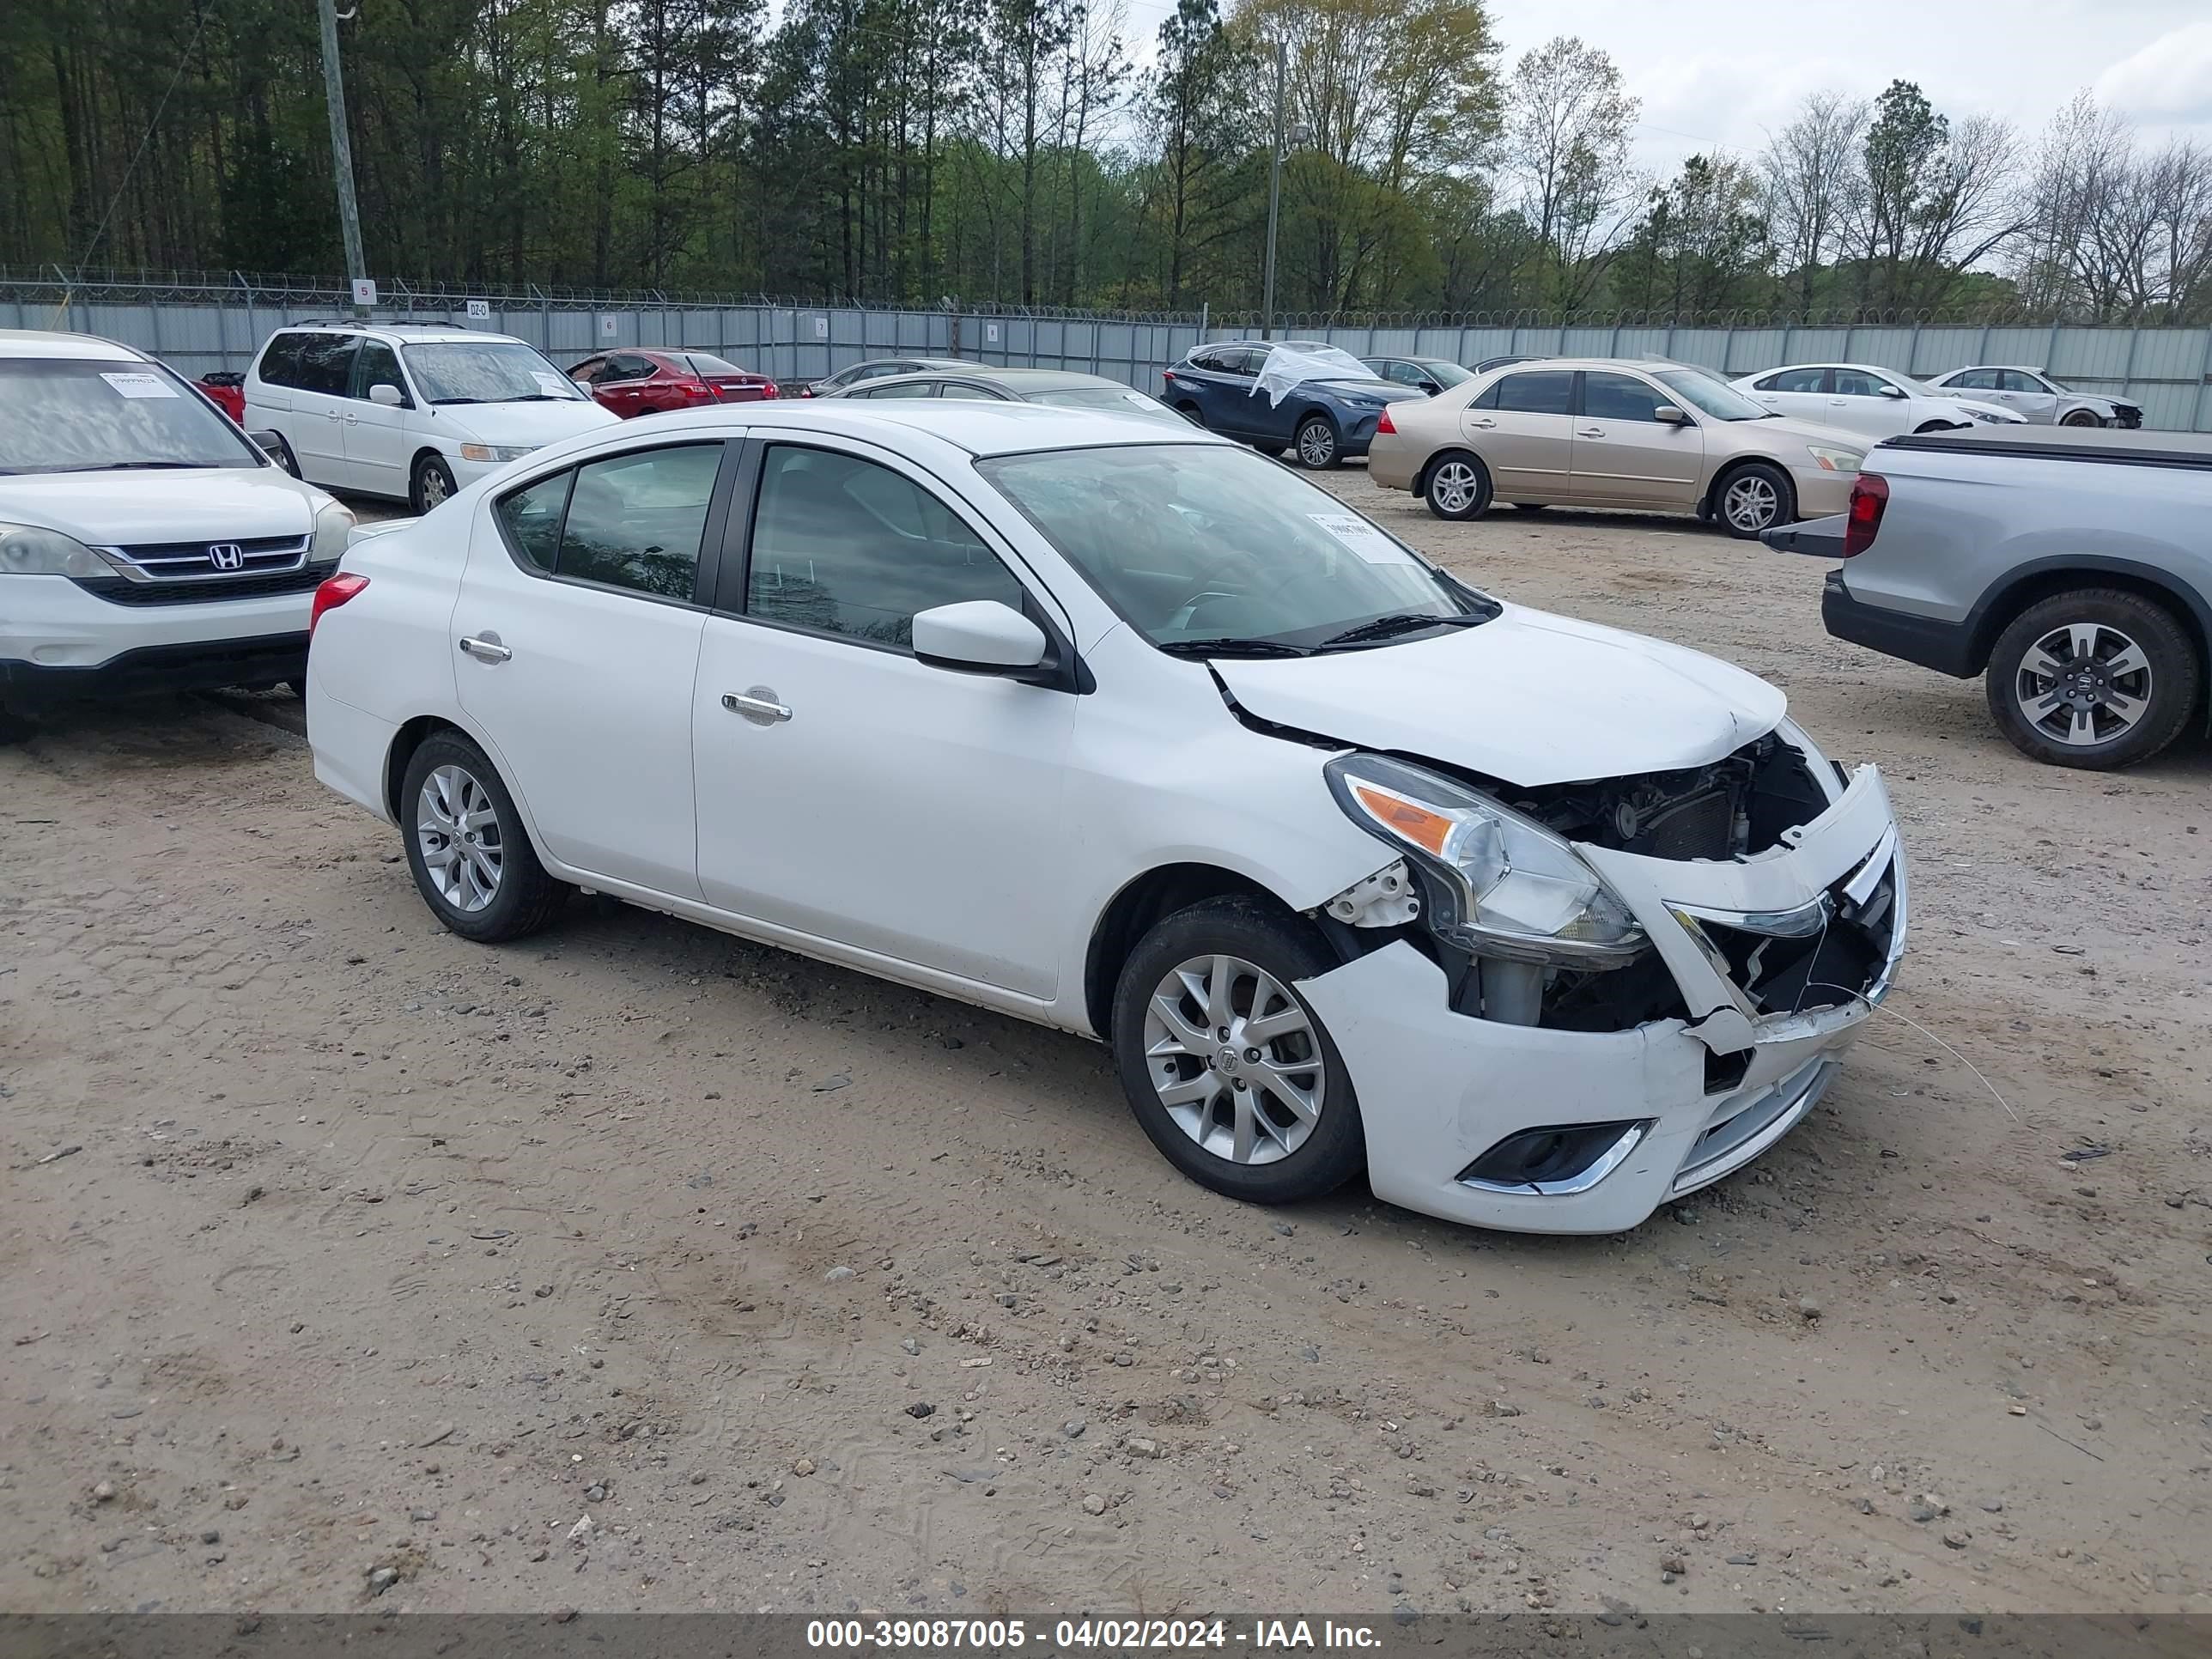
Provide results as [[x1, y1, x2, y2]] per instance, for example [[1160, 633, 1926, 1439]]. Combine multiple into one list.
[[1297, 765, 1905, 1234]]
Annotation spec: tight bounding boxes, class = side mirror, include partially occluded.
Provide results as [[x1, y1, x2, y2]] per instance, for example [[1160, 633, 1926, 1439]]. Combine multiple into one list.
[[1653, 404, 1690, 425], [250, 429, 295, 472], [368, 382, 405, 407], [1418, 380, 1441, 396], [913, 600, 1048, 677], [1878, 385, 1907, 399]]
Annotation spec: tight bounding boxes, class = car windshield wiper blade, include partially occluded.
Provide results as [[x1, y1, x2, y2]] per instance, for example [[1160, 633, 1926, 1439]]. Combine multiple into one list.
[[50, 459, 214, 471], [1316, 611, 1484, 650], [429, 396, 484, 404], [1155, 636, 1312, 659]]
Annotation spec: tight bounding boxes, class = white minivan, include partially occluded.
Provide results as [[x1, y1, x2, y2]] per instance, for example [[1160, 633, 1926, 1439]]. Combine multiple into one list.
[[244, 322, 615, 513]]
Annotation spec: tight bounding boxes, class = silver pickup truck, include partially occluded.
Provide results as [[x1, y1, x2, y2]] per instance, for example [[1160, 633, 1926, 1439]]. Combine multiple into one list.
[[1765, 427, 2211, 769]]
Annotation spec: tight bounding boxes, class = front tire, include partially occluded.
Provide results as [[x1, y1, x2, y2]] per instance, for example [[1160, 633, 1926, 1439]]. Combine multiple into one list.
[[410, 453, 459, 514], [1423, 452, 1492, 520], [1509, 501, 1549, 511], [1111, 898, 1364, 1206], [1713, 461, 1796, 538], [2060, 409, 2102, 428], [1293, 415, 1341, 470], [1984, 589, 2198, 769], [1913, 421, 1965, 434], [398, 732, 568, 941], [0, 700, 34, 746], [270, 434, 302, 477]]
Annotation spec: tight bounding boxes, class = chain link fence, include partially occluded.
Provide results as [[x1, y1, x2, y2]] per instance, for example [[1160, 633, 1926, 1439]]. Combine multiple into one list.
[[7, 271, 2209, 430]]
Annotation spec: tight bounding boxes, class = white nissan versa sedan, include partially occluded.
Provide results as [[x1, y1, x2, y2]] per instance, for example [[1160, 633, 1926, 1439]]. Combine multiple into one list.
[[305, 401, 1907, 1234]]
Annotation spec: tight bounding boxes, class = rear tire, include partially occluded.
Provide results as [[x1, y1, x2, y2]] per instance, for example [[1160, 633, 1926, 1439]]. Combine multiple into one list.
[[1174, 401, 1204, 427], [1293, 415, 1341, 470], [410, 453, 459, 515], [1712, 460, 1796, 539], [0, 700, 34, 746], [1110, 896, 1364, 1207], [1984, 588, 2198, 769], [1250, 441, 1287, 458], [1422, 452, 1492, 520], [398, 732, 568, 942]]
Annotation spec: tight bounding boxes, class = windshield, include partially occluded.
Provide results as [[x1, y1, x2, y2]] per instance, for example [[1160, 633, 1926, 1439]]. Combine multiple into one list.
[[0, 358, 261, 474], [1654, 368, 1771, 422], [979, 443, 1493, 654], [401, 341, 588, 405], [1029, 386, 1184, 422]]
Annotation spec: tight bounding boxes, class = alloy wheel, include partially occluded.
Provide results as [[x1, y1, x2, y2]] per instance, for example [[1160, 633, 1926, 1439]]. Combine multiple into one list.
[[1297, 422, 1337, 467], [419, 466, 452, 507], [1430, 460, 1481, 515], [1722, 473, 1779, 532], [1141, 953, 1326, 1165], [2012, 622, 2154, 748], [416, 763, 504, 911]]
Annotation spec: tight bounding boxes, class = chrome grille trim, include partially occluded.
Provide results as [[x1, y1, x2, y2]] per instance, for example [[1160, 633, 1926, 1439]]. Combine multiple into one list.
[[94, 534, 312, 583]]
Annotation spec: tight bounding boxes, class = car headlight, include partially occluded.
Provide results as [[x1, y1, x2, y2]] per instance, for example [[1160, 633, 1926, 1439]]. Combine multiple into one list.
[[309, 497, 355, 563], [459, 443, 535, 464], [1326, 754, 1644, 967], [1805, 445, 1862, 473], [1960, 407, 2004, 424], [0, 520, 110, 578]]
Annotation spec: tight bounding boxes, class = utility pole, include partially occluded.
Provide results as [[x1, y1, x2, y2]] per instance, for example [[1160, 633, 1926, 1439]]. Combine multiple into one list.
[[1261, 39, 1285, 341], [317, 0, 368, 316]]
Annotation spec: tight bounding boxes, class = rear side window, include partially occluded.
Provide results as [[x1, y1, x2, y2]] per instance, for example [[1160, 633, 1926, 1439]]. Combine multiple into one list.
[[1488, 371, 1574, 415], [744, 446, 1025, 648], [1947, 368, 1997, 390], [492, 443, 722, 601]]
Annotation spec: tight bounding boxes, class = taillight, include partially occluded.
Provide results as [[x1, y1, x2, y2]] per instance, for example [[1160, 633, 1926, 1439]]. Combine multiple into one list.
[[310, 572, 368, 635], [1376, 405, 1396, 435], [1161, 370, 1176, 384], [1842, 473, 1888, 557], [762, 381, 780, 398]]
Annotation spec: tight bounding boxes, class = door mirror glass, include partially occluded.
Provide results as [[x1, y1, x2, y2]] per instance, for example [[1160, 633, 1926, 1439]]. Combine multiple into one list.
[[912, 600, 1048, 674], [1652, 404, 1689, 424], [368, 382, 404, 407]]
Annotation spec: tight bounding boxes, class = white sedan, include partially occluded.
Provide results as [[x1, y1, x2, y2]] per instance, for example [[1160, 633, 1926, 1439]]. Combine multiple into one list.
[[1729, 362, 2023, 439], [305, 401, 1906, 1234]]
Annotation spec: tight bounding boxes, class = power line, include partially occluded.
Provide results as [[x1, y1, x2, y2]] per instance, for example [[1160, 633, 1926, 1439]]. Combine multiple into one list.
[[72, 1, 217, 272]]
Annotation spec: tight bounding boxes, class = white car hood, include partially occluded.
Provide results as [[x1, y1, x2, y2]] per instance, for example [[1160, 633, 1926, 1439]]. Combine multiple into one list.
[[431, 400, 617, 447], [1212, 604, 1788, 787], [0, 466, 320, 544]]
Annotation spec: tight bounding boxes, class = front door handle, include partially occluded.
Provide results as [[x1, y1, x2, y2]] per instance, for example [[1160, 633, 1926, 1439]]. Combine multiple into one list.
[[1577, 426, 1606, 437], [723, 688, 791, 726], [459, 635, 512, 664]]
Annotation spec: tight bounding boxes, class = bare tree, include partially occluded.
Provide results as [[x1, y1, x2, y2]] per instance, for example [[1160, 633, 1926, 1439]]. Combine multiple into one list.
[[1758, 90, 1865, 314], [1501, 35, 1640, 309], [2016, 94, 2212, 322]]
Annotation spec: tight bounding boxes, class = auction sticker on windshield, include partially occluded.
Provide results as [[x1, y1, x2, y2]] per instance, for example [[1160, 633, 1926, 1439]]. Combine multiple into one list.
[[100, 372, 178, 398], [532, 372, 568, 397], [1309, 511, 1415, 564]]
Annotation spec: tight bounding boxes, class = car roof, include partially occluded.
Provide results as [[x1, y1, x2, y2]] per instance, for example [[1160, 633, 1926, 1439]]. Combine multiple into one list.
[[271, 321, 524, 346], [595, 398, 1227, 459], [839, 356, 970, 369], [0, 328, 147, 362], [868, 367, 1139, 394], [1941, 364, 2045, 374], [1747, 362, 1911, 376]]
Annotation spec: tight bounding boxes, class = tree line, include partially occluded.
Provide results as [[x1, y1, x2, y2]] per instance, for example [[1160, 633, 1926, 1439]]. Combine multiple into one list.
[[4, 0, 2209, 322]]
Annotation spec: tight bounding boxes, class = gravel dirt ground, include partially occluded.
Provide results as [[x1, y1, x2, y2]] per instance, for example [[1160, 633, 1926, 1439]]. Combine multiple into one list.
[[3, 472, 2209, 1619]]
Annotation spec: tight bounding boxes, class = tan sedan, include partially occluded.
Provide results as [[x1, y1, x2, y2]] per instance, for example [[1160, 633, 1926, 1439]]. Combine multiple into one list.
[[1367, 358, 1866, 538]]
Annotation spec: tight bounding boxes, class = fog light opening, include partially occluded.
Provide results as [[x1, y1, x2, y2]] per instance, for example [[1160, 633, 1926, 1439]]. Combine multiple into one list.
[[1457, 1121, 1652, 1196]]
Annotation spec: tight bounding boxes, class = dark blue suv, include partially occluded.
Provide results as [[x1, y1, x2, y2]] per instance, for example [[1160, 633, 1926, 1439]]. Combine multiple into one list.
[[1160, 340, 1423, 468]]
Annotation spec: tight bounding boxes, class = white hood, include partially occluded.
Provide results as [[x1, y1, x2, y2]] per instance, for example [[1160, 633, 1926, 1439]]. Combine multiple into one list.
[[0, 465, 322, 544], [433, 399, 617, 448], [1212, 604, 1787, 787]]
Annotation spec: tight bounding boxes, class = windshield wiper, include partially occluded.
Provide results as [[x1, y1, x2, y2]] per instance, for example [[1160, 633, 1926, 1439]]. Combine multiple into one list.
[[1156, 636, 1312, 659], [50, 460, 214, 472], [429, 396, 484, 405], [1316, 611, 1484, 650]]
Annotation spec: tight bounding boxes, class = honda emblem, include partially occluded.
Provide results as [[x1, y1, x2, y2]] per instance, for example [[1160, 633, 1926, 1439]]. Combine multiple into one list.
[[208, 543, 246, 571]]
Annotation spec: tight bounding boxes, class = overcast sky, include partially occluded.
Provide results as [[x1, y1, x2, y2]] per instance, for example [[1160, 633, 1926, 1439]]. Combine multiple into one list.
[[1483, 0, 2212, 173]]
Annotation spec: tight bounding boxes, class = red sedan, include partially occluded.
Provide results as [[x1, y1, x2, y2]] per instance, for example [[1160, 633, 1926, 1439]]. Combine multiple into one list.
[[565, 349, 779, 416]]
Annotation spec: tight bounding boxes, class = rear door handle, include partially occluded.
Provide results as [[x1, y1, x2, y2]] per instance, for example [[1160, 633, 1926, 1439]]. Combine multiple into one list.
[[1466, 416, 1497, 429], [723, 689, 792, 725], [1577, 426, 1605, 437], [458, 635, 512, 664]]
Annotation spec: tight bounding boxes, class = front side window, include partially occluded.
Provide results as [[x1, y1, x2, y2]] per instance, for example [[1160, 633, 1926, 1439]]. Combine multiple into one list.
[[351, 340, 410, 404], [745, 446, 1025, 647], [0, 357, 262, 474], [1759, 368, 1827, 393], [1652, 368, 1769, 422], [492, 443, 720, 600], [2002, 369, 2051, 394], [1417, 361, 1472, 388], [857, 381, 939, 399], [1831, 368, 1892, 398], [400, 340, 587, 404], [1580, 371, 1669, 422], [1489, 370, 1575, 415], [980, 443, 1491, 654], [291, 333, 358, 397], [568, 356, 604, 384], [939, 383, 1013, 402]]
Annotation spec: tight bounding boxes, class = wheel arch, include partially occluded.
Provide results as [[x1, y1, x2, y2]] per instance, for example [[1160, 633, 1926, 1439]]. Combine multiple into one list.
[[1702, 454, 1789, 519], [1965, 557, 2212, 682], [1083, 862, 1301, 1042]]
